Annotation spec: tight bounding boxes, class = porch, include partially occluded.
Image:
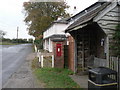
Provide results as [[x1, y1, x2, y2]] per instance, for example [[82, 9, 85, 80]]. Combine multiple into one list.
[[70, 22, 108, 73]]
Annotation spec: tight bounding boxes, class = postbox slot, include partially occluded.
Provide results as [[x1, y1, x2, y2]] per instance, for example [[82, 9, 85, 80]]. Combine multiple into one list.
[[56, 43, 62, 56]]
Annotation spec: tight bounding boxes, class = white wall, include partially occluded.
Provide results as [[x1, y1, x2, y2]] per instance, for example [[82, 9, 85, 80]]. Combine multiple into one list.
[[43, 38, 53, 52], [43, 23, 70, 53], [44, 39, 48, 51], [48, 38, 53, 52], [43, 16, 81, 52], [43, 23, 69, 39]]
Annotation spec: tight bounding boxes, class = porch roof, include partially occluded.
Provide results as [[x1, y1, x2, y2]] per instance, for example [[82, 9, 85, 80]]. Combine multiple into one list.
[[43, 34, 66, 39], [50, 34, 66, 42], [65, 2, 110, 33]]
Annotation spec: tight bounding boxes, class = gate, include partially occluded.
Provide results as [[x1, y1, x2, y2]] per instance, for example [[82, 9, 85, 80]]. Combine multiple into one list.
[[109, 57, 120, 89], [64, 45, 68, 68], [109, 57, 119, 72]]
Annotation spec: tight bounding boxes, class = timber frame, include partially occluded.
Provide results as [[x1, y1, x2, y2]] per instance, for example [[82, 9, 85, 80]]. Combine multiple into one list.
[[65, 1, 120, 73]]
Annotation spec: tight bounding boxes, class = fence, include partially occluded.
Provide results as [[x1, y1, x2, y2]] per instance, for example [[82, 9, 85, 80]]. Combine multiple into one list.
[[34, 44, 54, 68], [109, 56, 120, 89], [109, 57, 119, 72], [88, 56, 119, 73], [88, 57, 107, 69], [37, 51, 54, 68]]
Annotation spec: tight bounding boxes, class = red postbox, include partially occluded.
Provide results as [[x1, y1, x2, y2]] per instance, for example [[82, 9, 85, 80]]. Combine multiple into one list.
[[56, 43, 62, 56]]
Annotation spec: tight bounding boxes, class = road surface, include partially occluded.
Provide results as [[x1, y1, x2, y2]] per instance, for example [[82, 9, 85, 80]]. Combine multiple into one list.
[[1, 44, 33, 86]]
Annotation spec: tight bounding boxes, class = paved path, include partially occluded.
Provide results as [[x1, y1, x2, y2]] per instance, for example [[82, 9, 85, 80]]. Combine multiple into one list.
[[3, 53, 44, 88], [69, 75, 88, 89], [2, 44, 33, 85]]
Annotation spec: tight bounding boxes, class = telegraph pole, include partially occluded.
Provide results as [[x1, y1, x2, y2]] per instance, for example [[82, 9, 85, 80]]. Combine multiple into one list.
[[17, 26, 19, 39], [17, 27, 19, 43]]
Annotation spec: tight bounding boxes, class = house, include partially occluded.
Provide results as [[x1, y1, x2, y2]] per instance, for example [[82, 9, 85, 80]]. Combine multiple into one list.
[[43, 19, 68, 52], [43, 19, 69, 68], [65, 1, 120, 73], [43, 10, 84, 69]]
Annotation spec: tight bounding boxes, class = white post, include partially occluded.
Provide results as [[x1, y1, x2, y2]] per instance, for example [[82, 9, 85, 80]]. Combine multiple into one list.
[[38, 56, 41, 62], [49, 38, 50, 52], [45, 40, 47, 50], [41, 55, 43, 68], [38, 52, 41, 63], [34, 45, 37, 52], [52, 55, 54, 68]]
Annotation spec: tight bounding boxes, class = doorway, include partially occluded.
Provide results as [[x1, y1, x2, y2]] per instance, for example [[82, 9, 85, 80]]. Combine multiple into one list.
[[76, 23, 107, 73]]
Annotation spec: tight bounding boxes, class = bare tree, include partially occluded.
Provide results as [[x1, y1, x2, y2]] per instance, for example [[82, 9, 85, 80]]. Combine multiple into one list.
[[0, 30, 6, 39]]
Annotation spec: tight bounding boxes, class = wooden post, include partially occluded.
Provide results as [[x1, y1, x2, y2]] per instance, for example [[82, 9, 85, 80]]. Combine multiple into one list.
[[118, 57, 120, 90], [106, 36, 109, 67], [49, 38, 51, 52], [74, 35, 77, 73], [41, 55, 43, 68], [38, 52, 41, 62], [34, 45, 38, 53], [52, 55, 54, 68]]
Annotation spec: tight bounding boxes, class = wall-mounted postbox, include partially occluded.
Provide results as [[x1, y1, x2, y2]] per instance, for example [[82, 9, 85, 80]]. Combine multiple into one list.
[[56, 43, 62, 56]]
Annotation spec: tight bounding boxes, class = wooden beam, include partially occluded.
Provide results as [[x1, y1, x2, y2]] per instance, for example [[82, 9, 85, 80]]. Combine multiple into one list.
[[106, 36, 109, 67], [74, 34, 77, 73], [94, 2, 117, 22]]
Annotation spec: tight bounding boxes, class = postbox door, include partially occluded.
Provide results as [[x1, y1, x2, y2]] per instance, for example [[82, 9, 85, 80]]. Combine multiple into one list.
[[56, 43, 62, 56]]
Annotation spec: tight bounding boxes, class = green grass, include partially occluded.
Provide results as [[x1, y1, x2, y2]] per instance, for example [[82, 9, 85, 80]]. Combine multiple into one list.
[[32, 57, 81, 88], [0, 42, 18, 45], [32, 57, 40, 69], [34, 68, 80, 88]]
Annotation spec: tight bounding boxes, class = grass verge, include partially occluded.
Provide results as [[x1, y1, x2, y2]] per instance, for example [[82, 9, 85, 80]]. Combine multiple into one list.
[[32, 57, 40, 69], [32, 57, 81, 88], [0, 42, 18, 45]]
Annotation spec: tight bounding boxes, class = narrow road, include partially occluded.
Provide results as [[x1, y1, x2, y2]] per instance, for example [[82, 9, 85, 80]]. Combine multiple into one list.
[[1, 44, 33, 86]]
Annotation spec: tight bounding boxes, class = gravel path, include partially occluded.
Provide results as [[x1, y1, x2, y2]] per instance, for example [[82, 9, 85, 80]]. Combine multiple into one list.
[[3, 53, 44, 88]]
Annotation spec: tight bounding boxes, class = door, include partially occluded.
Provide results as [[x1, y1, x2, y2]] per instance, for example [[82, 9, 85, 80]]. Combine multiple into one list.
[[64, 45, 68, 68], [77, 29, 90, 72]]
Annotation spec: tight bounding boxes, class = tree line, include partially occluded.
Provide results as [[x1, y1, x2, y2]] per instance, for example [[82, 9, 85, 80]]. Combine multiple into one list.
[[1, 38, 33, 43]]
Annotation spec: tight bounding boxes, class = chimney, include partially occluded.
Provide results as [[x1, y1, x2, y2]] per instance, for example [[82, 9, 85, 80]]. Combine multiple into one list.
[[57, 16, 62, 21], [74, 6, 76, 10], [72, 6, 77, 16]]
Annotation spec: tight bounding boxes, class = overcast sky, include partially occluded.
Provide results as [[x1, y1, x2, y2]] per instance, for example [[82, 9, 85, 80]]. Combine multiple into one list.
[[0, 0, 99, 39]]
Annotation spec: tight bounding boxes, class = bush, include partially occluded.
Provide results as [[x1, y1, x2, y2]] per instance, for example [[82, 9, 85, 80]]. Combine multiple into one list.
[[34, 38, 43, 49], [111, 25, 120, 57]]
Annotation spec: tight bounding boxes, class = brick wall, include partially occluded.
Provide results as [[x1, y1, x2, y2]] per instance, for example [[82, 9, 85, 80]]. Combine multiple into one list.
[[53, 41, 66, 68], [68, 36, 75, 72], [52, 36, 75, 71]]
